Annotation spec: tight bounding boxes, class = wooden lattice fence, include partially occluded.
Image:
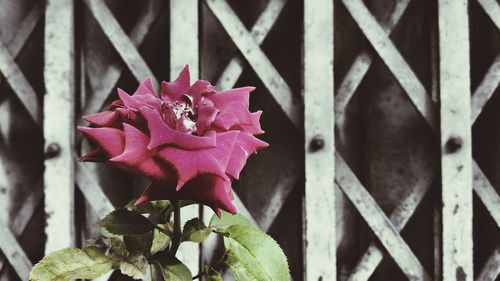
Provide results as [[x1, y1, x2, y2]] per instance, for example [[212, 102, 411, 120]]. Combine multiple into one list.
[[0, 0, 498, 280]]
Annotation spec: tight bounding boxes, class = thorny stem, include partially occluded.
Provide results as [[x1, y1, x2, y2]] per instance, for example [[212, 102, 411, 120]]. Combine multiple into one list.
[[169, 200, 182, 256], [150, 264, 156, 281]]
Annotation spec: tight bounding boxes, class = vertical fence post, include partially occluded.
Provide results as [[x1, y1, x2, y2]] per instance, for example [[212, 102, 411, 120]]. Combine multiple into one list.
[[170, 0, 200, 274], [438, 0, 473, 280], [303, 0, 336, 279], [44, 0, 75, 253]]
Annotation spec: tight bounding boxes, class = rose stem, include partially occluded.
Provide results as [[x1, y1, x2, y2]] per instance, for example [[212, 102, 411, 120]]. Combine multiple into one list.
[[150, 264, 155, 281], [169, 200, 182, 256]]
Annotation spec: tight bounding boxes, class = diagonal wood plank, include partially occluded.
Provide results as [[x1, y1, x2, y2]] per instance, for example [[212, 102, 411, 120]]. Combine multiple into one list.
[[83, 0, 158, 88], [80, 0, 165, 121], [477, 0, 500, 32], [476, 245, 500, 281], [0, 217, 32, 280], [347, 149, 438, 281], [205, 0, 302, 130], [471, 54, 500, 122], [75, 162, 115, 218], [335, 153, 431, 281], [341, 0, 437, 132], [216, 0, 287, 90], [335, 0, 411, 127]]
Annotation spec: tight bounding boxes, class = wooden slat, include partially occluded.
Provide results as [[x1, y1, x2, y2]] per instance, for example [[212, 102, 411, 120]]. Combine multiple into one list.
[[216, 0, 287, 90], [303, 0, 335, 279], [476, 246, 500, 281], [75, 162, 115, 218], [336, 154, 431, 281], [80, 0, 165, 120], [341, 0, 437, 132], [0, 39, 40, 126], [0, 217, 32, 280], [471, 54, 500, 122], [83, 0, 158, 87], [477, 0, 500, 32], [472, 162, 500, 227], [44, 0, 75, 253], [347, 151, 437, 281], [438, 1, 473, 280], [170, 0, 200, 274], [205, 0, 302, 130], [335, 0, 411, 127]]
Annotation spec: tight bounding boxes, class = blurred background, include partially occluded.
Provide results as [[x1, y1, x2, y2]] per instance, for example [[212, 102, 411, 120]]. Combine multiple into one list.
[[0, 0, 498, 280]]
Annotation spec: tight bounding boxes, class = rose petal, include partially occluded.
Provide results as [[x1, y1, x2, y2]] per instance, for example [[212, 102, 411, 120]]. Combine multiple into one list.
[[161, 65, 191, 101], [195, 100, 219, 135], [134, 78, 156, 96], [78, 126, 125, 158], [136, 176, 237, 216], [140, 106, 216, 150], [230, 110, 265, 135], [80, 148, 107, 162], [83, 111, 119, 127], [155, 131, 238, 189], [110, 124, 176, 183], [226, 132, 269, 179]]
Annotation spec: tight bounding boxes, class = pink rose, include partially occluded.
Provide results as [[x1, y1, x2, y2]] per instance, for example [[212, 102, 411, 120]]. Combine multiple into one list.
[[78, 66, 268, 216]]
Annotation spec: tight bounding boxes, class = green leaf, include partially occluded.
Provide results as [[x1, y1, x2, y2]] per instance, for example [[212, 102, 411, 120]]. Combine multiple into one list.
[[29, 246, 113, 281], [119, 252, 147, 280], [98, 209, 155, 235], [203, 266, 223, 281], [223, 225, 290, 281], [153, 257, 192, 281], [105, 237, 129, 262], [182, 218, 212, 243], [124, 231, 154, 255], [209, 211, 252, 231], [151, 226, 171, 255]]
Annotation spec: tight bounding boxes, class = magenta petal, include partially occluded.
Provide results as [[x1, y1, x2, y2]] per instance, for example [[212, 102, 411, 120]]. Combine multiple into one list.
[[110, 124, 175, 183], [209, 86, 254, 110], [140, 106, 216, 150], [195, 101, 219, 135], [83, 111, 119, 127], [161, 65, 191, 101], [78, 126, 125, 158], [212, 103, 254, 130], [226, 132, 269, 179], [134, 78, 156, 96], [80, 148, 107, 162], [155, 131, 239, 189], [231, 110, 265, 135], [117, 88, 141, 109]]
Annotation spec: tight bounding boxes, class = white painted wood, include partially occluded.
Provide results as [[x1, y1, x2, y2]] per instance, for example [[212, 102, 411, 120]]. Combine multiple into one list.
[[347, 153, 437, 281], [80, 0, 164, 121], [170, 0, 200, 274], [205, 0, 302, 130], [341, 0, 437, 132], [75, 162, 115, 218], [0, 217, 32, 280], [216, 0, 287, 90], [335, 0, 411, 128], [83, 0, 158, 88], [476, 246, 500, 281], [438, 1, 473, 280], [471, 54, 500, 122], [303, 0, 335, 279], [477, 0, 500, 32], [336, 154, 431, 281], [44, 0, 75, 253], [471, 162, 500, 227]]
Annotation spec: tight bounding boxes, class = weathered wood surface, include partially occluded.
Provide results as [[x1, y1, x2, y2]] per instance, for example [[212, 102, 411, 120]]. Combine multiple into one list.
[[43, 0, 75, 253], [303, 0, 335, 279], [438, 1, 473, 280]]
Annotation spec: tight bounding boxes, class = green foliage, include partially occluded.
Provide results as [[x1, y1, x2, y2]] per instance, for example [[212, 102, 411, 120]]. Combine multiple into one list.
[[29, 247, 112, 281], [124, 231, 154, 255], [151, 226, 171, 254], [203, 266, 223, 281], [182, 218, 212, 243], [209, 211, 251, 231], [153, 257, 192, 281], [223, 225, 290, 281], [98, 209, 155, 235], [119, 252, 148, 280]]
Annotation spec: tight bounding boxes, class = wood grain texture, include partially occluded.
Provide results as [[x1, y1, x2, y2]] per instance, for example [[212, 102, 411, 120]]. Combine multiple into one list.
[[44, 0, 75, 253], [438, 0, 473, 280], [303, 0, 335, 278]]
